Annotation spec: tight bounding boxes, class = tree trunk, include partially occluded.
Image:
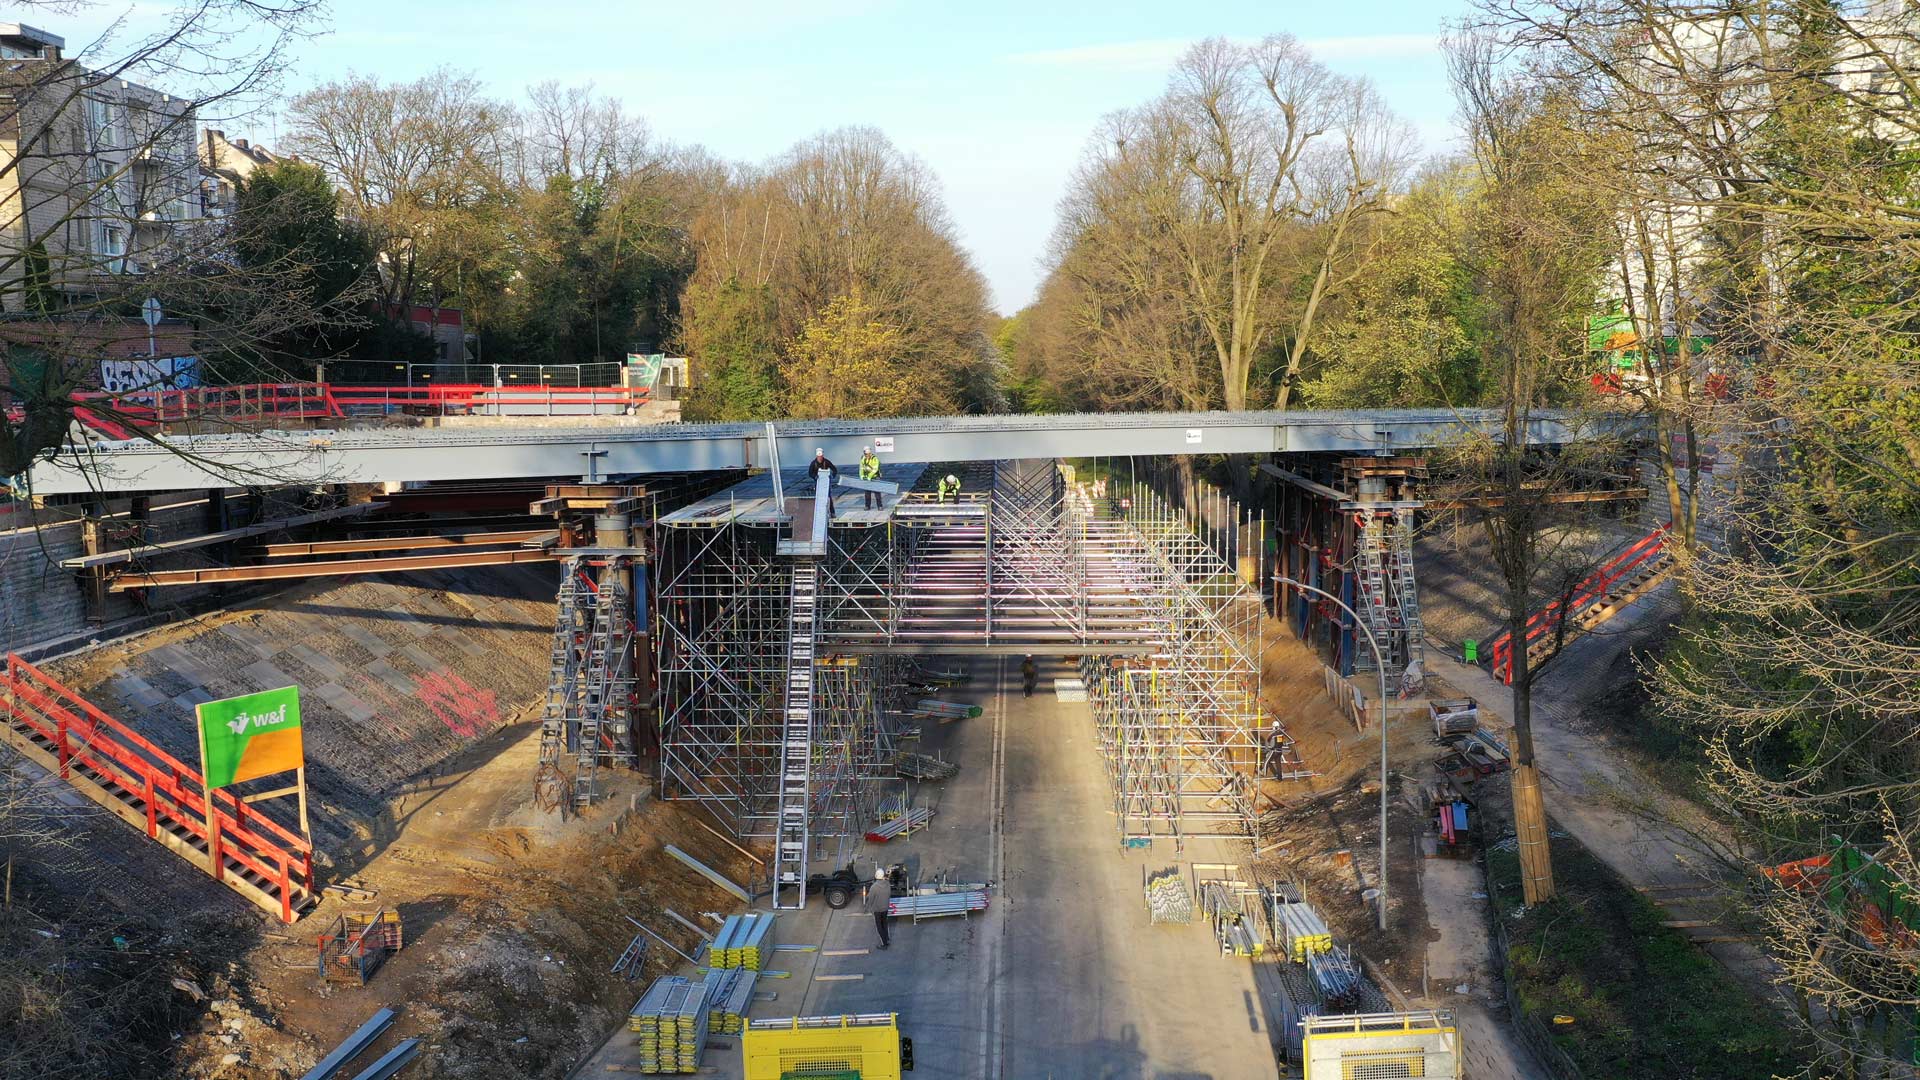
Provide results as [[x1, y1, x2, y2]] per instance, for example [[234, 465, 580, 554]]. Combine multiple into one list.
[[1508, 607, 1556, 904]]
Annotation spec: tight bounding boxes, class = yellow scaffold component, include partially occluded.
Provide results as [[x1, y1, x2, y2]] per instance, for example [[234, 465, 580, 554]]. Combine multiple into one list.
[[742, 1013, 905, 1080]]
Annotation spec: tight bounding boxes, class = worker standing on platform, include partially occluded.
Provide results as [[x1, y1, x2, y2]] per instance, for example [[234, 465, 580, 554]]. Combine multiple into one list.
[[864, 865, 892, 948], [1022, 655, 1038, 698], [808, 448, 838, 519], [858, 446, 881, 509], [937, 473, 961, 503]]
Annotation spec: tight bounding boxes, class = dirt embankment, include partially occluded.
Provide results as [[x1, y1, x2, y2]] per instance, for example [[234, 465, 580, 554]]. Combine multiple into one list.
[[183, 726, 763, 1080]]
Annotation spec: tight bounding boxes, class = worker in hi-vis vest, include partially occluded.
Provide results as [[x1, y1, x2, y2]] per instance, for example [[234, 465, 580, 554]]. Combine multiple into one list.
[[858, 446, 881, 509], [937, 473, 961, 503]]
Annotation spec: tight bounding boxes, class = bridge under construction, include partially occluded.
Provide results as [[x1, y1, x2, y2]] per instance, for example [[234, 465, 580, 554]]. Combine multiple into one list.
[[9, 404, 1650, 919]]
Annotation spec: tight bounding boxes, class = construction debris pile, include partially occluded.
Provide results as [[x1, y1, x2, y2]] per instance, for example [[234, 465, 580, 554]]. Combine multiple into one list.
[[628, 975, 712, 1074]]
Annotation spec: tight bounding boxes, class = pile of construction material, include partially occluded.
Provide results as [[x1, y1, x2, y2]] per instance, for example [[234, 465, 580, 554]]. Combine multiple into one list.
[[1201, 881, 1266, 957], [888, 888, 990, 918], [865, 799, 935, 842], [628, 975, 711, 1074], [1053, 677, 1088, 702], [908, 664, 971, 688], [895, 751, 960, 781], [912, 698, 982, 721], [1429, 698, 1479, 740], [706, 912, 777, 971], [1273, 894, 1333, 962], [703, 968, 759, 1035], [1145, 868, 1194, 924], [1306, 945, 1364, 1009]]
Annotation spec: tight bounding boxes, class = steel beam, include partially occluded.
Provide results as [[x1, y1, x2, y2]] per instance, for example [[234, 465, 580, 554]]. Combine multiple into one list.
[[258, 529, 549, 557], [109, 547, 559, 589], [59, 501, 389, 570], [25, 409, 1642, 495]]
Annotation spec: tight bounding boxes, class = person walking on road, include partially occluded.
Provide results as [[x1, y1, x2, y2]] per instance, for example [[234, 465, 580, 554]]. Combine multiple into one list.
[[807, 448, 839, 519], [858, 446, 881, 509], [1021, 655, 1038, 698], [864, 865, 893, 948]]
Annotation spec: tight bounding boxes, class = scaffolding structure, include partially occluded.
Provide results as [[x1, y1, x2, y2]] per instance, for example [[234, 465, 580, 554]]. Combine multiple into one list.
[[654, 460, 1269, 873], [1075, 482, 1264, 847], [536, 554, 640, 812]]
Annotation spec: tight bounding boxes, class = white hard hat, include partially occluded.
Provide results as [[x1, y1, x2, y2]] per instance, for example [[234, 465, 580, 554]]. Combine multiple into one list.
[[875, 866, 888, 880], [862, 445, 871, 452], [815, 447, 825, 456], [947, 474, 958, 483]]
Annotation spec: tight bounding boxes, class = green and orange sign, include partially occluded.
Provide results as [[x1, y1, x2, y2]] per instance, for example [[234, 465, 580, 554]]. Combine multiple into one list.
[[196, 687, 303, 790]]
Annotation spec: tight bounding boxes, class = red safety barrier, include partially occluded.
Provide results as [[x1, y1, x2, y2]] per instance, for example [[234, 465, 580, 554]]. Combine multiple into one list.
[[1488, 522, 1672, 684], [0, 653, 315, 922], [63, 381, 649, 438]]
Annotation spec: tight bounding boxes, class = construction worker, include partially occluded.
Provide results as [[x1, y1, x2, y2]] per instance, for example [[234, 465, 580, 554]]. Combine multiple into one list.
[[1021, 655, 1038, 698], [937, 473, 961, 503], [858, 445, 881, 509], [863, 864, 893, 949], [807, 448, 838, 519]]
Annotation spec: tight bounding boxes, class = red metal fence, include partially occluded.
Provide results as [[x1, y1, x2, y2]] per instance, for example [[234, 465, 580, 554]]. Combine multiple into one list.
[[64, 381, 650, 440], [1488, 522, 1672, 684], [0, 653, 315, 921]]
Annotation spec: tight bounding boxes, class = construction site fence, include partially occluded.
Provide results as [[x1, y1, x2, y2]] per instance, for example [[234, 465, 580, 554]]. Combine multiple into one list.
[[0, 653, 315, 922], [66, 381, 650, 437], [1488, 522, 1672, 684]]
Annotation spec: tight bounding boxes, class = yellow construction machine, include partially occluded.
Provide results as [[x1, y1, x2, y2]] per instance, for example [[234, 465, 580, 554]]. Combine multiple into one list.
[[740, 1013, 912, 1079]]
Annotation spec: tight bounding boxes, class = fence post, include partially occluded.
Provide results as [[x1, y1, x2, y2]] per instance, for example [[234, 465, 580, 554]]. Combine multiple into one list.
[[145, 774, 157, 838]]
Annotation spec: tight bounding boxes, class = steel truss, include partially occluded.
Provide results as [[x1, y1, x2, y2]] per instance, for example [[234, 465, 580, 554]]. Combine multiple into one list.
[[654, 461, 1268, 864]]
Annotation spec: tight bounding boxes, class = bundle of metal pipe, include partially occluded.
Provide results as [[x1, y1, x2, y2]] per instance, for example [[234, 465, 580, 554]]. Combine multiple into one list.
[[888, 890, 990, 917], [1272, 896, 1333, 962], [894, 752, 960, 781], [1307, 945, 1363, 1006], [865, 804, 935, 841], [912, 698, 982, 719]]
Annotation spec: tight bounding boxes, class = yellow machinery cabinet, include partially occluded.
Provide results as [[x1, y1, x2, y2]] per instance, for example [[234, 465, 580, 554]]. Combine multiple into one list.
[[1301, 1010, 1462, 1080], [742, 1013, 906, 1080]]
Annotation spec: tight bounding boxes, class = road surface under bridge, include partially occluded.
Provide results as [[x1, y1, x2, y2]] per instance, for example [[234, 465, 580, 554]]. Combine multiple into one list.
[[24, 407, 1630, 495]]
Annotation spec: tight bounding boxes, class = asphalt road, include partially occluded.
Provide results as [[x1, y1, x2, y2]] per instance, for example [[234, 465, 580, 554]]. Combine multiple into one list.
[[577, 655, 1279, 1079]]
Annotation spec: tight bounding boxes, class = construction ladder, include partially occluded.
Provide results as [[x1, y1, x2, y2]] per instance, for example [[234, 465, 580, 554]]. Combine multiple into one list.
[[1387, 510, 1426, 679], [1352, 515, 1397, 673], [773, 561, 819, 908]]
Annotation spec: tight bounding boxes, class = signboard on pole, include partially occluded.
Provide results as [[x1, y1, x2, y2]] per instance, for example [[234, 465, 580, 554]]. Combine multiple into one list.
[[196, 686, 303, 790]]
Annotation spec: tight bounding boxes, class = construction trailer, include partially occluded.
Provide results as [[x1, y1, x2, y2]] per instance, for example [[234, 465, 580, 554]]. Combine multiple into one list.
[[1300, 1010, 1462, 1080], [742, 1013, 911, 1080]]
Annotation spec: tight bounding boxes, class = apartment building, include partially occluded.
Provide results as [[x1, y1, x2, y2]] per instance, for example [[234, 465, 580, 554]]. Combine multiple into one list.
[[198, 128, 280, 220], [0, 23, 200, 312]]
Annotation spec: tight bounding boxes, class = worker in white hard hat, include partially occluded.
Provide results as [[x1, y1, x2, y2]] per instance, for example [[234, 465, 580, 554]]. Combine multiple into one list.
[[863, 863, 893, 948], [937, 473, 961, 503], [807, 448, 839, 519], [858, 445, 881, 509]]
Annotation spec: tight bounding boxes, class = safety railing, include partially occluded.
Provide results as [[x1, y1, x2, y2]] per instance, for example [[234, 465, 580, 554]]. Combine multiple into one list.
[[0, 653, 315, 921], [64, 381, 651, 439], [1488, 522, 1672, 684]]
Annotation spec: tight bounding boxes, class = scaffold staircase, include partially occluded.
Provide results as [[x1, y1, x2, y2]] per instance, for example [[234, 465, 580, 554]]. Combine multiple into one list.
[[1352, 515, 1397, 674], [536, 560, 637, 813], [773, 561, 819, 909], [1387, 510, 1426, 682]]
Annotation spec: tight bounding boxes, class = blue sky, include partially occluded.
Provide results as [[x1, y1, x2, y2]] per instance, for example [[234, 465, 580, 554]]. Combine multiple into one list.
[[56, 0, 1469, 313]]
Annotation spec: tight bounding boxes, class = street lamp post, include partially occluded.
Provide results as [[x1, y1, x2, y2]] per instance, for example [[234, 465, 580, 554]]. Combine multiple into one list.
[[1271, 576, 1393, 932]]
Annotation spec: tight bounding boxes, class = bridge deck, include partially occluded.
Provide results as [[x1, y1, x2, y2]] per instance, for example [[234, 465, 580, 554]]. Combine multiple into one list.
[[25, 408, 1626, 495]]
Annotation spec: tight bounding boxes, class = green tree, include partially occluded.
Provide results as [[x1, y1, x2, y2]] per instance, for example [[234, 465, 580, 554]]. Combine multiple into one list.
[[231, 159, 375, 374], [783, 292, 919, 419], [681, 277, 781, 421]]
